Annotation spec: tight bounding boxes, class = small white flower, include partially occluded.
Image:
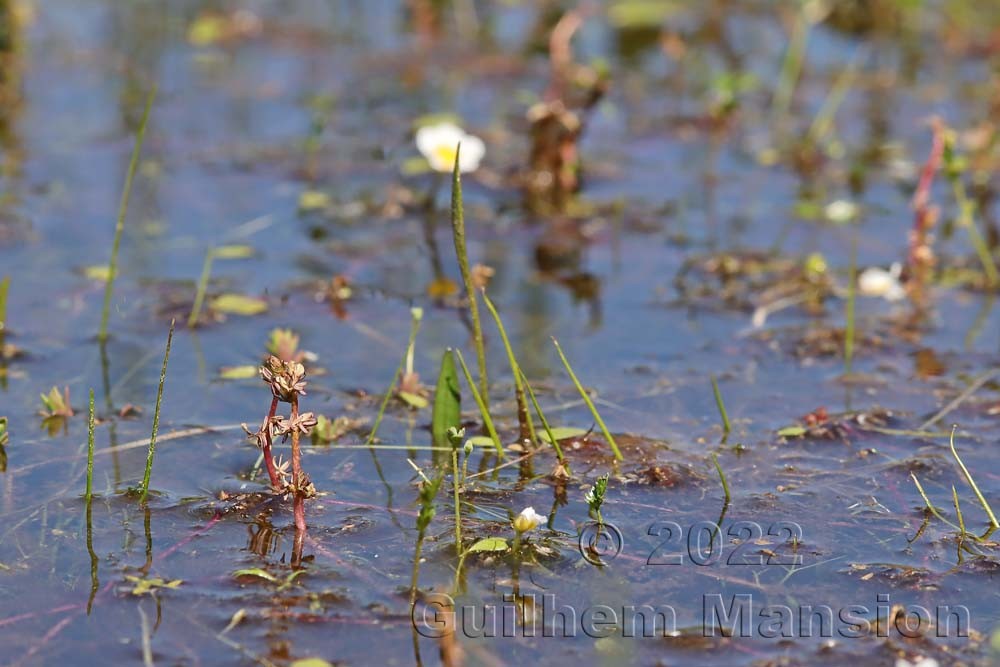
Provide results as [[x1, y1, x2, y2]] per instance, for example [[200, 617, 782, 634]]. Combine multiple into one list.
[[825, 199, 858, 223], [512, 506, 545, 534], [895, 657, 938, 667], [415, 122, 485, 173], [858, 262, 905, 301]]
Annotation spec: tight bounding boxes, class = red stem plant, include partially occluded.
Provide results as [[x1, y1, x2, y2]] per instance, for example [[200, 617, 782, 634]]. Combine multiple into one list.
[[245, 356, 317, 535], [906, 117, 945, 310]]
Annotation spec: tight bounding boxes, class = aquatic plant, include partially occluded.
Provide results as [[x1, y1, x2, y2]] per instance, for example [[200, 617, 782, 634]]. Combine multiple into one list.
[[98, 86, 156, 342], [85, 389, 95, 502], [454, 348, 503, 456], [0, 415, 8, 447], [512, 506, 544, 536], [552, 338, 622, 460], [518, 368, 569, 476], [448, 147, 489, 406], [365, 307, 423, 446], [907, 119, 945, 307], [710, 374, 731, 437], [481, 290, 535, 445], [39, 386, 73, 419], [584, 473, 608, 524], [941, 125, 999, 287], [249, 355, 318, 533], [138, 320, 174, 502], [526, 7, 608, 211], [911, 426, 999, 540]]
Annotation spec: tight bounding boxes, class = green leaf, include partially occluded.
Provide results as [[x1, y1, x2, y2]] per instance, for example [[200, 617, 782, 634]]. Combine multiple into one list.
[[218, 365, 259, 380], [608, 0, 680, 28], [465, 435, 498, 449], [468, 537, 509, 553], [125, 575, 183, 596], [538, 426, 588, 443], [232, 568, 279, 583], [82, 265, 114, 282], [398, 391, 428, 409], [212, 244, 255, 260], [210, 294, 268, 316], [298, 190, 331, 212], [777, 426, 807, 438], [432, 349, 461, 448]]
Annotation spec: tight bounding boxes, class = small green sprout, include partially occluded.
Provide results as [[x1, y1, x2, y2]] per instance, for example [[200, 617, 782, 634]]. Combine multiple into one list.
[[585, 473, 609, 524], [40, 386, 74, 418]]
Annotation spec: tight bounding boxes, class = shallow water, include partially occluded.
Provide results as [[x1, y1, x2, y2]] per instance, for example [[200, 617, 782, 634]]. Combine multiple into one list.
[[3, 1, 1000, 665]]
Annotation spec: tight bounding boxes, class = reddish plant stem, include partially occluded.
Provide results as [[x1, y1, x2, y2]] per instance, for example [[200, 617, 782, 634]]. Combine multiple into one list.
[[292, 496, 306, 567], [290, 395, 306, 533], [262, 396, 280, 488], [907, 118, 945, 307]]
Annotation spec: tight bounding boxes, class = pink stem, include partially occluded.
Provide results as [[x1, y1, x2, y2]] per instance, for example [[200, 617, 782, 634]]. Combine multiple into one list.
[[261, 397, 280, 488]]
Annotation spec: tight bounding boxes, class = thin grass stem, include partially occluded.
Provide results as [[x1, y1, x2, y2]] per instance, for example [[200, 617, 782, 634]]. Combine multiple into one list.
[[364, 308, 423, 446], [481, 290, 535, 443], [86, 389, 95, 502], [139, 319, 174, 502], [710, 375, 731, 436], [711, 453, 731, 505], [454, 348, 503, 457], [187, 248, 215, 328], [518, 368, 566, 467], [948, 425, 1000, 528], [551, 337, 622, 461], [911, 473, 961, 532]]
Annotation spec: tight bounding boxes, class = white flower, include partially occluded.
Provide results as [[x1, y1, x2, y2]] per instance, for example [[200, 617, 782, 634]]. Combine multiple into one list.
[[895, 657, 938, 667], [512, 506, 545, 534], [825, 199, 858, 223], [858, 263, 905, 301], [415, 122, 485, 173]]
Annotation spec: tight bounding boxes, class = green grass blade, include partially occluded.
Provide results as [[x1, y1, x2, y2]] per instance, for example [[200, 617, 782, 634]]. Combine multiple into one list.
[[365, 308, 423, 447], [139, 319, 174, 502], [480, 290, 535, 443], [911, 473, 961, 532], [952, 485, 967, 540], [518, 367, 566, 467], [432, 348, 461, 449], [949, 426, 1000, 528], [99, 85, 156, 342], [551, 337, 622, 461], [449, 144, 489, 406], [187, 248, 214, 328], [454, 348, 503, 457], [711, 375, 731, 436], [86, 388, 95, 502], [711, 453, 731, 505]]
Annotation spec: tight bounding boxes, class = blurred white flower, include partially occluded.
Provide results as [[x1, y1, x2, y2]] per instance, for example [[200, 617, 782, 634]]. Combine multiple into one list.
[[896, 657, 938, 667], [415, 122, 485, 173], [825, 199, 858, 223], [858, 263, 905, 301], [512, 506, 545, 534]]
